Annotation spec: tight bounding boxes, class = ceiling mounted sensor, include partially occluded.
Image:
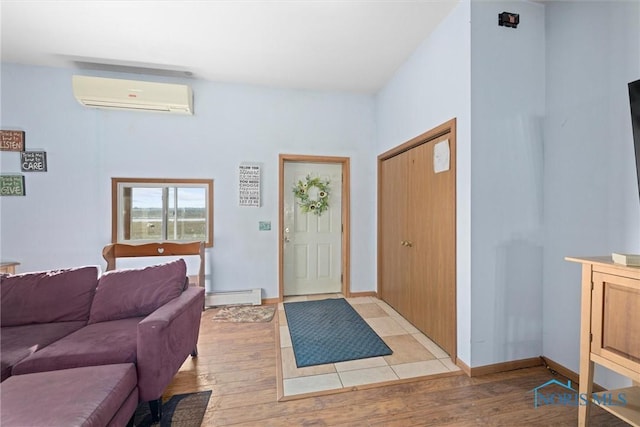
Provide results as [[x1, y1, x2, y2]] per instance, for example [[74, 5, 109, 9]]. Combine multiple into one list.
[[72, 75, 193, 115]]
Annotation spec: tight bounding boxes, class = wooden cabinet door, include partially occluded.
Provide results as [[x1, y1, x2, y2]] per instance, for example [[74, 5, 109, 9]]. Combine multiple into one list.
[[408, 135, 456, 357], [378, 119, 457, 360], [592, 272, 640, 372], [405, 142, 431, 328], [379, 150, 410, 316]]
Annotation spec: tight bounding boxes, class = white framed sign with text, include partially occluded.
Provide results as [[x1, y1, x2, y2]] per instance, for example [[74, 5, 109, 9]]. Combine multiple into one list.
[[238, 163, 261, 207]]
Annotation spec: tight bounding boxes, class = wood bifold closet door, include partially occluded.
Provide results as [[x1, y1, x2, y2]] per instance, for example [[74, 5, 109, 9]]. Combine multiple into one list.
[[378, 119, 456, 359]]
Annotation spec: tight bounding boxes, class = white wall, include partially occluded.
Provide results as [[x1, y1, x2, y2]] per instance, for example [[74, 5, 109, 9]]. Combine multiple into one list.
[[543, 1, 640, 389], [470, 0, 546, 367], [0, 64, 377, 298], [376, 0, 472, 365]]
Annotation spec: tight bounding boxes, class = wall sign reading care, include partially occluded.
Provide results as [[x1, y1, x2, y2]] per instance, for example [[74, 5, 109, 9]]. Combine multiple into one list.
[[21, 151, 47, 172]]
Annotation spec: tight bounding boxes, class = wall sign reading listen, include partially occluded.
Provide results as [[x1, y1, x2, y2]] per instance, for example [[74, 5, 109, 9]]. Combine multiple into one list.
[[0, 130, 25, 152]]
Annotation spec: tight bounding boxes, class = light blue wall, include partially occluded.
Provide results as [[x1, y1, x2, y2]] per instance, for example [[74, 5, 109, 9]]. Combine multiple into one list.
[[470, 0, 546, 367], [377, 0, 639, 376], [0, 65, 377, 298], [2, 1, 638, 380], [376, 0, 472, 366], [543, 1, 640, 389]]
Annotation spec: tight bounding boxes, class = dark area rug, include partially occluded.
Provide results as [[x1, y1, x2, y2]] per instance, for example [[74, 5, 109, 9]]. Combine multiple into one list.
[[284, 298, 392, 368], [133, 390, 211, 427]]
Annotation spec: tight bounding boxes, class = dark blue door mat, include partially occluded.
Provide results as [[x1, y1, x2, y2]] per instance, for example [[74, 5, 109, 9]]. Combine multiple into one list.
[[284, 298, 393, 368]]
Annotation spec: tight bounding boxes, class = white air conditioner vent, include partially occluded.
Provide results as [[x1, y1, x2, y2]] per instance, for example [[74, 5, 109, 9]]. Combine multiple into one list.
[[72, 75, 193, 115]]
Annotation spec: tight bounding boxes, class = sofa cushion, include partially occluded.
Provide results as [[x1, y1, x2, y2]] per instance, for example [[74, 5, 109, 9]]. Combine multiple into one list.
[[88, 259, 186, 324], [0, 363, 137, 427], [0, 266, 99, 326], [0, 321, 86, 382], [11, 317, 142, 376]]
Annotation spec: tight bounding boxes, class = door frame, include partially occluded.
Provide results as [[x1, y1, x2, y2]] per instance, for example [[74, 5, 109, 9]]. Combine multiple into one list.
[[278, 154, 351, 301]]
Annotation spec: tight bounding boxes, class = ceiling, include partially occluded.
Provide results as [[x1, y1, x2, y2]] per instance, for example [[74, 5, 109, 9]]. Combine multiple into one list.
[[0, 0, 457, 94]]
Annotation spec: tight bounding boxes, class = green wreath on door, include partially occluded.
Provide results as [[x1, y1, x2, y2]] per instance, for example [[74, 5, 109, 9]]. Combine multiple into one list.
[[292, 175, 330, 216]]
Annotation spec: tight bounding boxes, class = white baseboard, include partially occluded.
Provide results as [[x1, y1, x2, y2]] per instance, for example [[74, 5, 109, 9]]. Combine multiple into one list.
[[206, 289, 261, 306]]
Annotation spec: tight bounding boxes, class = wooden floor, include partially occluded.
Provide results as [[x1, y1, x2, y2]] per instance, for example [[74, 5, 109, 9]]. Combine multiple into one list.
[[164, 307, 629, 426]]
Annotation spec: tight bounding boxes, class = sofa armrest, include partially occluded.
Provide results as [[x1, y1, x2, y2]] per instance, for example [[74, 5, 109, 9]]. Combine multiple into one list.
[[136, 286, 205, 402]]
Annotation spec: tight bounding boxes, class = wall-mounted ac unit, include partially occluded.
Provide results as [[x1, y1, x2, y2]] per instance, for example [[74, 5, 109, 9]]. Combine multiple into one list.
[[72, 75, 193, 115]]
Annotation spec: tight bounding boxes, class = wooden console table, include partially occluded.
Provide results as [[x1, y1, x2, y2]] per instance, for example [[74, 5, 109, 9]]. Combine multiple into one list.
[[566, 256, 640, 426], [0, 261, 19, 275]]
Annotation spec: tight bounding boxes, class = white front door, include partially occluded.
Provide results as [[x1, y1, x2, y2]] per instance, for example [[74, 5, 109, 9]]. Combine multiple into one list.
[[283, 162, 342, 296]]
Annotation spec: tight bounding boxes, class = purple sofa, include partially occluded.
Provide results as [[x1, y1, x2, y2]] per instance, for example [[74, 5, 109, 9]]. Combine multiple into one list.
[[0, 259, 205, 423]]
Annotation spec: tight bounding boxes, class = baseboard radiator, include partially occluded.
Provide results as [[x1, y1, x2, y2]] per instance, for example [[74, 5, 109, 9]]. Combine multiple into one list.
[[205, 289, 261, 306]]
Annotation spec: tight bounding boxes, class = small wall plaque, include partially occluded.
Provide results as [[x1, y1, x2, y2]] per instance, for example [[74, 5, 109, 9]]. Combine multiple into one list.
[[0, 175, 25, 196], [21, 151, 47, 172], [259, 221, 271, 231], [0, 130, 25, 152]]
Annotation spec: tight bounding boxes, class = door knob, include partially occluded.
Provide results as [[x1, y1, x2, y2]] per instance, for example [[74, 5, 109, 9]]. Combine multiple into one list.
[[284, 236, 290, 243]]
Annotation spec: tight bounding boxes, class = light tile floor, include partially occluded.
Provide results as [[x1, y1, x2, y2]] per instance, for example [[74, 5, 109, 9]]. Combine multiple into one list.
[[278, 294, 462, 399]]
